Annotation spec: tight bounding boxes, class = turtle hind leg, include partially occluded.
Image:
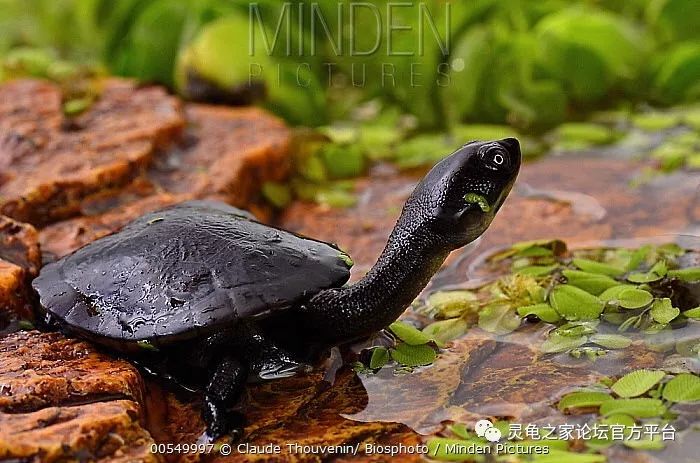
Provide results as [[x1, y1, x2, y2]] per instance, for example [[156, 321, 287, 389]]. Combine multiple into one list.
[[201, 356, 249, 442]]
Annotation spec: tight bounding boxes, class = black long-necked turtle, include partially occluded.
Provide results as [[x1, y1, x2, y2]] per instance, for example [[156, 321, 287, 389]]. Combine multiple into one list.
[[33, 138, 521, 439]]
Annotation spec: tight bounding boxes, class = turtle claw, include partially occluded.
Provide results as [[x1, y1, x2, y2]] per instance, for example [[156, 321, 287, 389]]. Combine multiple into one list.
[[200, 405, 246, 444], [258, 357, 312, 380]]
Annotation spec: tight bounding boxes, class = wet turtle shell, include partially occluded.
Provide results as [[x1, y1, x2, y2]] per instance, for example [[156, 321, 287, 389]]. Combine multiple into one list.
[[33, 201, 351, 350]]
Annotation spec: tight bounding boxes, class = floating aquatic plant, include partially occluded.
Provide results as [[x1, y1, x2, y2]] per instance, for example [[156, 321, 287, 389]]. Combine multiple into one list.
[[557, 369, 700, 451], [361, 240, 699, 379], [413, 240, 700, 360], [424, 367, 697, 461], [356, 320, 443, 373]]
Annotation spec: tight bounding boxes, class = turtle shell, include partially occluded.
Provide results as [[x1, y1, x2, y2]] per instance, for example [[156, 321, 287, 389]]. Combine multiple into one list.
[[33, 201, 352, 349]]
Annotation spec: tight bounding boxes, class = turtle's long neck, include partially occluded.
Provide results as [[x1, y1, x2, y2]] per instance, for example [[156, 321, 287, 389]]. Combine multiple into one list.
[[301, 216, 451, 344]]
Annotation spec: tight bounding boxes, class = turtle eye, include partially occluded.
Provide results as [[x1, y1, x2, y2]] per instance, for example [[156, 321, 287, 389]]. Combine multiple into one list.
[[479, 144, 510, 171]]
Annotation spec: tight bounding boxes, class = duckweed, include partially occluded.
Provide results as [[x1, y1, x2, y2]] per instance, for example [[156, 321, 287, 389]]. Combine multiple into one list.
[[369, 347, 389, 370], [549, 285, 605, 321], [357, 320, 443, 372], [389, 321, 433, 346], [558, 391, 613, 411]]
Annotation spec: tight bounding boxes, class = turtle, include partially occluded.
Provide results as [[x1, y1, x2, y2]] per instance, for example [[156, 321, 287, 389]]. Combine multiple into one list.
[[32, 138, 521, 440]]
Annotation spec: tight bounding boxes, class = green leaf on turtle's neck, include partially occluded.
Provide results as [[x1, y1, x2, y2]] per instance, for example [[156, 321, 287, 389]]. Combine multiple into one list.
[[464, 192, 491, 212]]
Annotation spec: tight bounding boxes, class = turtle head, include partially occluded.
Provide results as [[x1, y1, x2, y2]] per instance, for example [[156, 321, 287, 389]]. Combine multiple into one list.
[[301, 138, 520, 343], [405, 138, 521, 248]]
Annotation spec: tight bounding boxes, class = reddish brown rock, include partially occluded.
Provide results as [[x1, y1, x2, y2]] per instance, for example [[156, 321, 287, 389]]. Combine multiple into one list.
[[0, 78, 184, 226], [39, 103, 290, 258], [40, 191, 185, 258], [0, 331, 159, 462], [0, 331, 143, 412], [149, 104, 291, 204], [0, 215, 41, 320], [0, 401, 161, 463], [145, 368, 422, 463], [0, 215, 41, 275]]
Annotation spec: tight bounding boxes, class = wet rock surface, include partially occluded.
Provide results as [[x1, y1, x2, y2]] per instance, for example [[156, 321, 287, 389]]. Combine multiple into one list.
[[145, 367, 422, 463], [0, 331, 143, 411], [0, 79, 184, 226], [0, 331, 159, 462], [39, 103, 290, 258], [0, 215, 41, 321], [0, 401, 160, 463]]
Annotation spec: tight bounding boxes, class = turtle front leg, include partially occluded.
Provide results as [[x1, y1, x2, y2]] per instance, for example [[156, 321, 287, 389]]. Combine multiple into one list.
[[202, 356, 248, 442], [233, 321, 314, 380]]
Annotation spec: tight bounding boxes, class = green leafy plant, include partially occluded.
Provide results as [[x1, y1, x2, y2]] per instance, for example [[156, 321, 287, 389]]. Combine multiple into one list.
[[356, 320, 443, 372], [413, 240, 700, 360], [558, 369, 700, 451]]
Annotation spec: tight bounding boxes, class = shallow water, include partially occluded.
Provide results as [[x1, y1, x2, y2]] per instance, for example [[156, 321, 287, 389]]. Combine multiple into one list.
[[275, 150, 700, 462]]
